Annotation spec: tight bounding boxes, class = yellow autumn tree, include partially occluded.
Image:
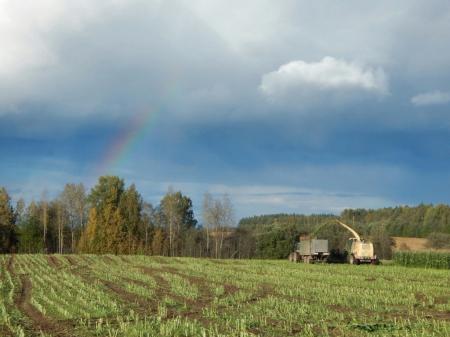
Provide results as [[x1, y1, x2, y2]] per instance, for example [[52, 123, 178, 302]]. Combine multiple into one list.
[[78, 208, 98, 253], [78, 176, 144, 254], [151, 228, 165, 256]]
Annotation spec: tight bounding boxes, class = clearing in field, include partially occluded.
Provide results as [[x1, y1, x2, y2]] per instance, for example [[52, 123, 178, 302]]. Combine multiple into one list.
[[0, 255, 449, 337], [393, 237, 450, 253]]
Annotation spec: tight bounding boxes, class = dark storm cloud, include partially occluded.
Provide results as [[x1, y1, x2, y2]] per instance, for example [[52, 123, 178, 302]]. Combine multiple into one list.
[[2, 0, 450, 217]]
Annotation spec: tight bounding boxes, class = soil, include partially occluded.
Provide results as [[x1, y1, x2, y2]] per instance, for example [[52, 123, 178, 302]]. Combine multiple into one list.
[[14, 274, 74, 337], [119, 256, 132, 263], [208, 259, 227, 265], [101, 280, 151, 313], [137, 265, 219, 324], [6, 255, 14, 274], [393, 237, 450, 252], [101, 277, 199, 322], [328, 304, 352, 313], [143, 266, 213, 299], [102, 255, 117, 264], [0, 326, 14, 337], [47, 255, 62, 269], [223, 283, 239, 296], [424, 311, 450, 321], [151, 256, 171, 264], [415, 292, 427, 302], [140, 266, 189, 304], [121, 276, 149, 288], [65, 255, 78, 266], [65, 260, 246, 327], [434, 296, 449, 305], [141, 265, 241, 302]]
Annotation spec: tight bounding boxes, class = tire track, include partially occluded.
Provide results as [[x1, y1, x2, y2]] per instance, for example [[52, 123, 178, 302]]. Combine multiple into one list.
[[65, 255, 78, 266], [47, 255, 62, 269], [6, 255, 14, 274], [14, 274, 74, 337], [139, 265, 226, 323]]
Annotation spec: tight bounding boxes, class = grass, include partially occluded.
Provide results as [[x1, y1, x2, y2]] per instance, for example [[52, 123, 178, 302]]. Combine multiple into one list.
[[0, 254, 449, 336]]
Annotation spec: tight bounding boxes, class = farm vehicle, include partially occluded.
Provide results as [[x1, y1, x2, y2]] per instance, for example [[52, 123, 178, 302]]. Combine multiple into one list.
[[288, 237, 329, 263], [288, 219, 379, 264]]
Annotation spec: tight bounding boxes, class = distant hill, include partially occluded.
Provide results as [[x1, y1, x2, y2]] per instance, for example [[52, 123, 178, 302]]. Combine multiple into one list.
[[239, 204, 450, 238]]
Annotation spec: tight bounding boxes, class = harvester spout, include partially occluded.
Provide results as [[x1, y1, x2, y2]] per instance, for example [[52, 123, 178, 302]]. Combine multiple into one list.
[[336, 220, 361, 241]]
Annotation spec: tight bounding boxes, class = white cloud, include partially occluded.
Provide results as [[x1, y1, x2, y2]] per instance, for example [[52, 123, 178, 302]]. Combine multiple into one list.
[[411, 90, 450, 106], [260, 57, 388, 105]]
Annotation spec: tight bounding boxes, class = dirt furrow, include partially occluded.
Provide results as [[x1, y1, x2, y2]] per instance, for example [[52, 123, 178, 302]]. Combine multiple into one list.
[[142, 265, 240, 299], [140, 266, 194, 305], [102, 255, 118, 264], [150, 256, 171, 264], [47, 255, 62, 269], [15, 274, 74, 337], [101, 280, 155, 314], [138, 265, 227, 324], [6, 255, 14, 274], [119, 256, 132, 264], [65, 255, 78, 266], [0, 326, 14, 337]]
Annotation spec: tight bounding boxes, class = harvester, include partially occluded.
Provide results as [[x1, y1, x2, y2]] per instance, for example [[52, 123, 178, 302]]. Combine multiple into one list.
[[336, 220, 378, 264], [289, 219, 378, 264]]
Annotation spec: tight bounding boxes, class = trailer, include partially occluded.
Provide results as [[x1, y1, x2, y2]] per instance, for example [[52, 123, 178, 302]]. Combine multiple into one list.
[[288, 237, 329, 263]]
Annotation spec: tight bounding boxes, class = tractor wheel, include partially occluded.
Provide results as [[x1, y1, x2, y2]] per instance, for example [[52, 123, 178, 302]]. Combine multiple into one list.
[[349, 255, 355, 265]]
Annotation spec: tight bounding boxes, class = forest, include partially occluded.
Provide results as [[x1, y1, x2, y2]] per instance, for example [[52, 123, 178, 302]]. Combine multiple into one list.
[[1, 176, 450, 259]]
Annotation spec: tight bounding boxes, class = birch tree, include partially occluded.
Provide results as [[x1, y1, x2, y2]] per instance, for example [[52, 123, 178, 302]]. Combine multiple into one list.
[[60, 183, 87, 253], [202, 193, 234, 258], [41, 190, 48, 253], [160, 188, 196, 256]]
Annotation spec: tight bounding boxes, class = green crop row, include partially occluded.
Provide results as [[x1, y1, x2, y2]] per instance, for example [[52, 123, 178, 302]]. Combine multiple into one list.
[[394, 251, 450, 269], [1, 255, 449, 336]]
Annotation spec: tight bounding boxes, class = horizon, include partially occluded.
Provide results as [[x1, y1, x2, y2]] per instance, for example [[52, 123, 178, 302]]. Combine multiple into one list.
[[2, 1, 450, 220], [3, 174, 444, 223]]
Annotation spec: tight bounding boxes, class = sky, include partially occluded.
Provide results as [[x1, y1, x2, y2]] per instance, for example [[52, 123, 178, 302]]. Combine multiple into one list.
[[1, 0, 450, 221]]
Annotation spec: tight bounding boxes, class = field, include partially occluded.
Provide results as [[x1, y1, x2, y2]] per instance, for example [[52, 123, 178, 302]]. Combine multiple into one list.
[[392, 237, 450, 253], [393, 237, 429, 251], [0, 255, 449, 337], [394, 251, 450, 269]]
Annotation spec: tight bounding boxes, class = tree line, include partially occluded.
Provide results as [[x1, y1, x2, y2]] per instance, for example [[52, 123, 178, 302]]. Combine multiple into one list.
[[0, 176, 237, 258], [1, 177, 450, 259], [239, 205, 450, 238], [238, 205, 450, 259]]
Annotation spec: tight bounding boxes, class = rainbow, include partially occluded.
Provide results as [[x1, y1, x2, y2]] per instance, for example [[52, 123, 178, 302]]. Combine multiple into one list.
[[93, 72, 180, 179], [94, 107, 157, 177]]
